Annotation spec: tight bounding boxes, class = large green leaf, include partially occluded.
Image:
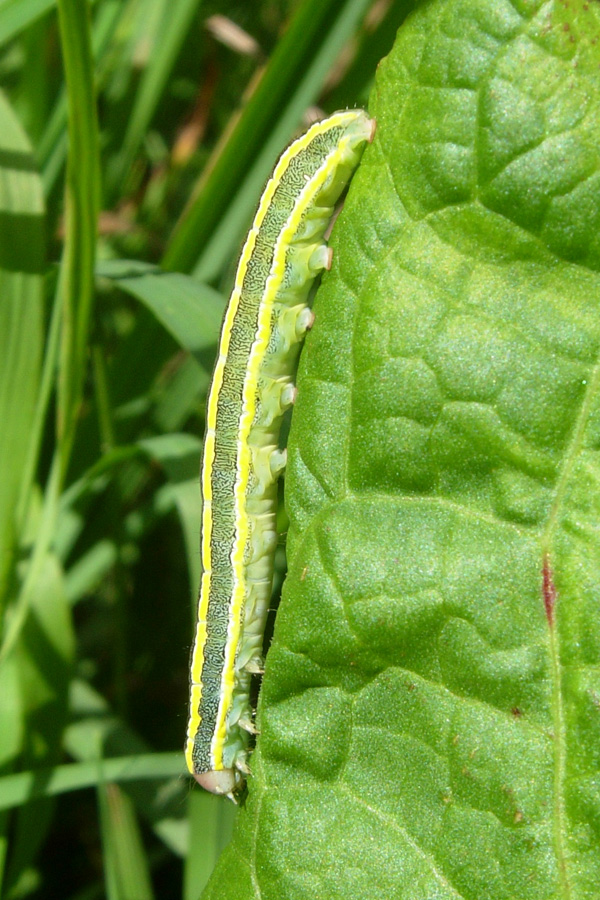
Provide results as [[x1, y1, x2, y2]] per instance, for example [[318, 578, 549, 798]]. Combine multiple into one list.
[[201, 1, 600, 897]]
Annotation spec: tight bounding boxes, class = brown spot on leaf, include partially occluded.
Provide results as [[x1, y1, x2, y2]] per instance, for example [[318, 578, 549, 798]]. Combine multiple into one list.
[[542, 555, 557, 626]]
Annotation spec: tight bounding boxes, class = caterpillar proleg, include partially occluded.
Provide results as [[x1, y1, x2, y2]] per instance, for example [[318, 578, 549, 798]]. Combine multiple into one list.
[[185, 109, 375, 799]]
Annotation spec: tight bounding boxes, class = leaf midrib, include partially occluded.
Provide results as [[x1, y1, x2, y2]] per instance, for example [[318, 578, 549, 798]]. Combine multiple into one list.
[[536, 346, 600, 899]]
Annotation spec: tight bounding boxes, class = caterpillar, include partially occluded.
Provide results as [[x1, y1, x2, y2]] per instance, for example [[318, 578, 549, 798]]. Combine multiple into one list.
[[185, 108, 375, 800]]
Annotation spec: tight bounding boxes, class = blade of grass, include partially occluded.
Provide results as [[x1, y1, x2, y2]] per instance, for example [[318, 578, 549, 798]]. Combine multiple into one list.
[[66, 680, 189, 857], [97, 258, 222, 440], [17, 17, 51, 143], [55, 433, 201, 607], [63, 539, 119, 604], [183, 792, 234, 900], [162, 0, 374, 277], [0, 89, 45, 630], [325, 0, 416, 109], [105, 0, 204, 199], [137, 434, 202, 606], [0, 0, 56, 46], [96, 259, 225, 366], [152, 355, 209, 433], [37, 0, 121, 197], [0, 754, 184, 812], [0, 0, 105, 47], [0, 655, 23, 893], [4, 553, 74, 896], [158, 480, 202, 609], [0, 0, 100, 663], [98, 784, 155, 900], [55, 0, 100, 456]]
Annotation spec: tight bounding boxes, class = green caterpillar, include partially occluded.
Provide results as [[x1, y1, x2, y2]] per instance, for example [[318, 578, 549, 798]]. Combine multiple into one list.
[[185, 108, 375, 799]]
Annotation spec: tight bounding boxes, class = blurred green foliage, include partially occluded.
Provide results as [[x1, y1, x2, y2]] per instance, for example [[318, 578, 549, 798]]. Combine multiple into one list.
[[0, 0, 408, 897]]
